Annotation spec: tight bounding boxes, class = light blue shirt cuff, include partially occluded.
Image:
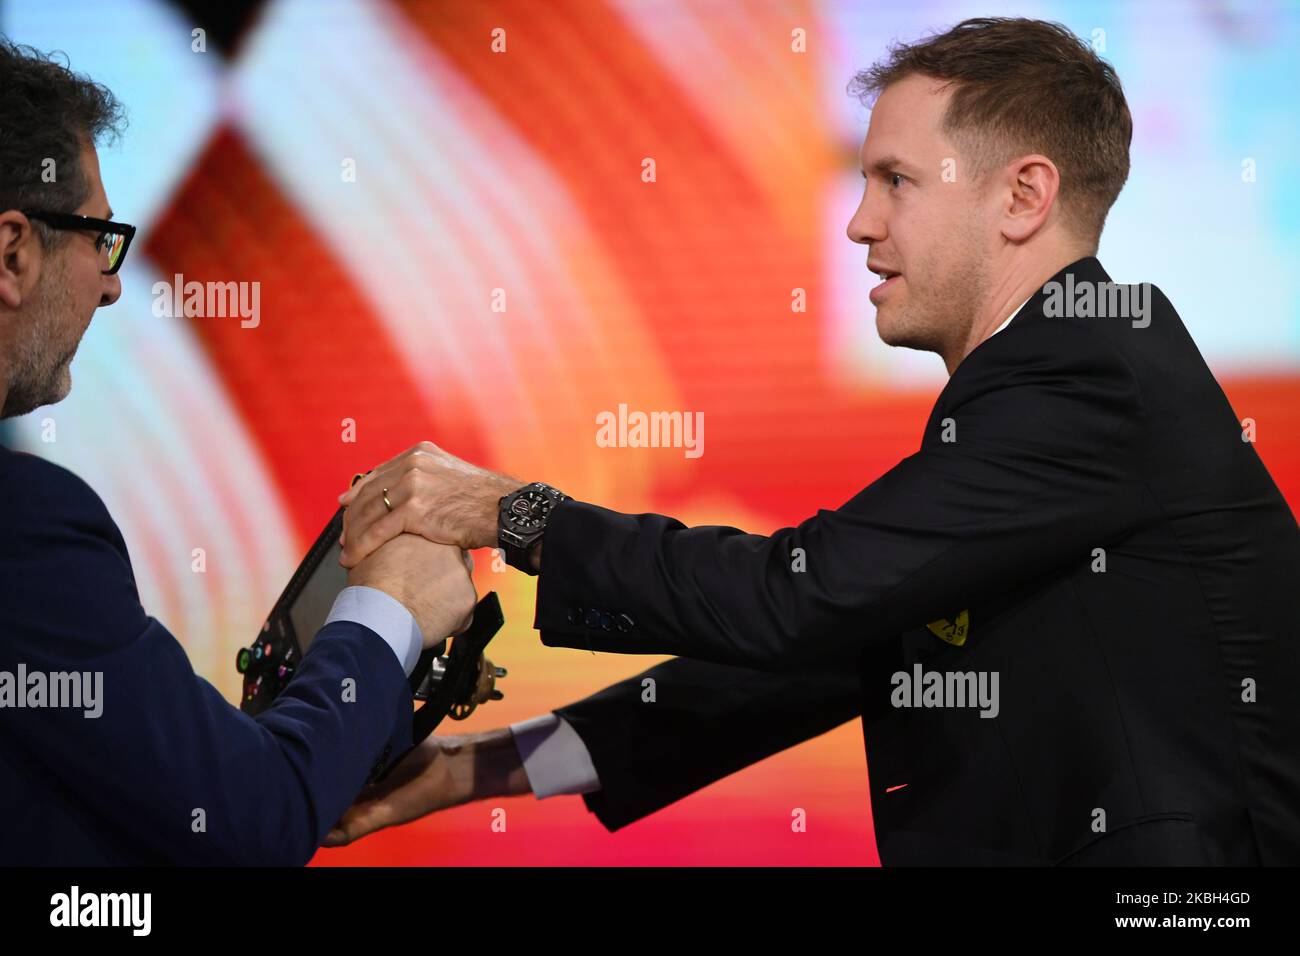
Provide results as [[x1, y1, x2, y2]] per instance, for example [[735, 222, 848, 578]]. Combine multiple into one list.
[[509, 713, 602, 798], [325, 586, 423, 677]]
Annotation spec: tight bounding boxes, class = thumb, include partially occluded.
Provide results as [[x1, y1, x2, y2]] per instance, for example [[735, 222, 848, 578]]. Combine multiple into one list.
[[323, 797, 400, 847], [339, 470, 374, 505]]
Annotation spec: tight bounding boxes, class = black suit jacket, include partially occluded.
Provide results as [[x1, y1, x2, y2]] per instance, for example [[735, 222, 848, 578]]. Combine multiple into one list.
[[0, 447, 413, 864], [536, 256, 1300, 865]]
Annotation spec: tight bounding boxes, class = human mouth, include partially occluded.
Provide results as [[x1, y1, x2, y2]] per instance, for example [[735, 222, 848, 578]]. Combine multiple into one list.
[[868, 263, 902, 305]]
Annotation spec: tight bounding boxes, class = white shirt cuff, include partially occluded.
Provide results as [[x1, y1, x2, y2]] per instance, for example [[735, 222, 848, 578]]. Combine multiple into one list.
[[324, 585, 423, 677], [510, 713, 602, 798]]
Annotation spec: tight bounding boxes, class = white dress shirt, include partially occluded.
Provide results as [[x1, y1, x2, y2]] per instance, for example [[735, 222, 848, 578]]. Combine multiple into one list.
[[988, 293, 1034, 340], [510, 292, 1040, 799], [324, 585, 424, 676]]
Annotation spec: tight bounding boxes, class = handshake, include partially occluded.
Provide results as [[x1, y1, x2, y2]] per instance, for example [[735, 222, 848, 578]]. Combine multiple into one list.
[[327, 441, 540, 846], [339, 440, 528, 643]]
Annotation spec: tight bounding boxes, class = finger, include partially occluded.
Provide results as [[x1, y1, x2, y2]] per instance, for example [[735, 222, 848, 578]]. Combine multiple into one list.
[[339, 491, 382, 560], [339, 478, 367, 506], [361, 463, 423, 516], [361, 480, 409, 529], [339, 468, 382, 505], [340, 483, 409, 566], [339, 443, 421, 503], [452, 579, 479, 636], [346, 484, 389, 542], [341, 508, 408, 568], [323, 798, 399, 846], [340, 460, 399, 505], [322, 737, 445, 846], [338, 477, 365, 505], [379, 442, 442, 478]]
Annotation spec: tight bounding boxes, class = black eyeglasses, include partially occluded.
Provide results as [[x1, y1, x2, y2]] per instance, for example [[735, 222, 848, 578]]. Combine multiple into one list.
[[22, 211, 136, 275]]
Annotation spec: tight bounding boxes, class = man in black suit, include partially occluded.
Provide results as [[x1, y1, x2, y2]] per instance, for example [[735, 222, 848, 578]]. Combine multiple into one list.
[[328, 18, 1300, 864], [0, 40, 478, 864]]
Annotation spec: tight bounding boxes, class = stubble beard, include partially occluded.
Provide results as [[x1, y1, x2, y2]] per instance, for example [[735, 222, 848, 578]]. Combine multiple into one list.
[[879, 242, 988, 364], [1, 258, 80, 420]]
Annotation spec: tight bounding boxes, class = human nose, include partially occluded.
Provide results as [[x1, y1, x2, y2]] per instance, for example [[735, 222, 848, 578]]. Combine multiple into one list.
[[846, 185, 886, 246], [99, 271, 121, 307]]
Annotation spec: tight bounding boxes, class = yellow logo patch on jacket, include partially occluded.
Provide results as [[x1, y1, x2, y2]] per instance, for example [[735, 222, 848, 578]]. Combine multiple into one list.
[[926, 609, 969, 647]]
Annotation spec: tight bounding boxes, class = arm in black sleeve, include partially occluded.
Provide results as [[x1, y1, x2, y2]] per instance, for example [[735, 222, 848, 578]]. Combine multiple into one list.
[[554, 656, 867, 831], [534, 320, 1146, 670]]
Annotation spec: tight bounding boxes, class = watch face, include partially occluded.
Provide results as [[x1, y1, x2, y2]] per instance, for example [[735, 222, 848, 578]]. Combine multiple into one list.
[[506, 485, 554, 532]]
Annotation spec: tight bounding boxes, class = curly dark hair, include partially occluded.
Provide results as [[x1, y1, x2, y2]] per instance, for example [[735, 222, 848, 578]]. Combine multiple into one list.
[[850, 17, 1132, 246], [0, 38, 125, 248]]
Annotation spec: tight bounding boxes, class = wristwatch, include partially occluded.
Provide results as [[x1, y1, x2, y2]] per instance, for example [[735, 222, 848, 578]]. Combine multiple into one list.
[[498, 482, 570, 574]]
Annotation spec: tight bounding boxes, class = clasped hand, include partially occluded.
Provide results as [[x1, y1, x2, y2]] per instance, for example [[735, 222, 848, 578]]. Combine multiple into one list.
[[339, 440, 524, 566]]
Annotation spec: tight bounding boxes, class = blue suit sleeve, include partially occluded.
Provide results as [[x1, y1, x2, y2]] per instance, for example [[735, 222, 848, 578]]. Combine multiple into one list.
[[0, 451, 413, 865]]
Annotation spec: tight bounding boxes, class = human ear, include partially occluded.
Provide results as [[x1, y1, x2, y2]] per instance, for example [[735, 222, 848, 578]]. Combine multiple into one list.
[[1000, 155, 1060, 242], [0, 211, 41, 310]]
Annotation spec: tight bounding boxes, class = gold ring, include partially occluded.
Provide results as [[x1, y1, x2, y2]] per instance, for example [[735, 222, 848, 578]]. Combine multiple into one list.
[[382, 488, 393, 512]]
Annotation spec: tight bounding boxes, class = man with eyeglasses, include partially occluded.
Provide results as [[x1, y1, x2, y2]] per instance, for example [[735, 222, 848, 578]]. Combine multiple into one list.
[[0, 39, 477, 865], [23, 210, 134, 275]]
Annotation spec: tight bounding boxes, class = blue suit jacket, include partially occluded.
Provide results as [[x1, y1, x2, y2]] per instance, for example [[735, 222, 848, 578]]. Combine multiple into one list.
[[0, 445, 413, 864]]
